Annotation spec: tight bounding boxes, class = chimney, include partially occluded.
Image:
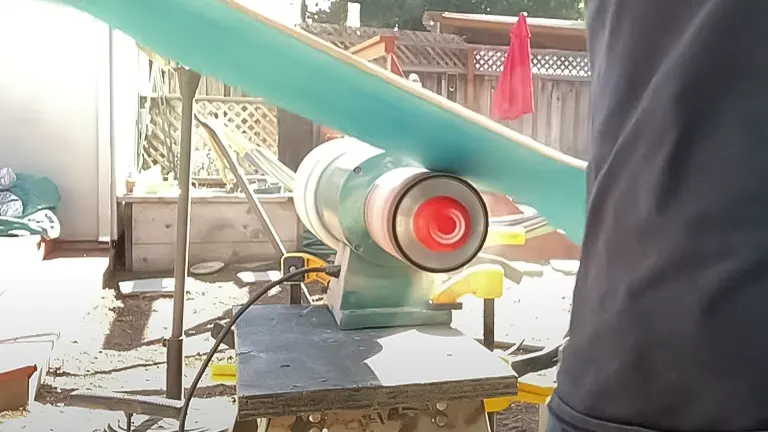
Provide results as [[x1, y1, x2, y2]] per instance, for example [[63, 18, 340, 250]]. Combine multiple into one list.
[[346, 2, 361, 28]]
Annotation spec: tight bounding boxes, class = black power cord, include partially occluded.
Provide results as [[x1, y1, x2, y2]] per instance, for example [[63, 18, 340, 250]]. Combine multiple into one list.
[[178, 265, 340, 431]]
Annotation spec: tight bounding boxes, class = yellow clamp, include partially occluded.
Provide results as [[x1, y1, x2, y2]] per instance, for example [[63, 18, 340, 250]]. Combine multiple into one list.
[[431, 264, 505, 304], [484, 356, 556, 411], [484, 379, 555, 411], [484, 226, 526, 248], [280, 252, 331, 285], [210, 363, 237, 384]]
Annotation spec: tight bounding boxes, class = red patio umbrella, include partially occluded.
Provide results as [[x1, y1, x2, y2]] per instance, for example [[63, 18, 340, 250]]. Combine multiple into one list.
[[492, 13, 534, 121]]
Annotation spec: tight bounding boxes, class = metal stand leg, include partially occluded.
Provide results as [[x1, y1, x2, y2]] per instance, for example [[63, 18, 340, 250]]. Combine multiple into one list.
[[166, 66, 201, 401], [483, 299, 496, 432], [230, 418, 259, 432], [289, 286, 302, 305]]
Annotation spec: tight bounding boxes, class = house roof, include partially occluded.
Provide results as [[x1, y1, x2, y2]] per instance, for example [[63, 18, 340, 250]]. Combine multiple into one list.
[[300, 23, 470, 72], [422, 11, 586, 51]]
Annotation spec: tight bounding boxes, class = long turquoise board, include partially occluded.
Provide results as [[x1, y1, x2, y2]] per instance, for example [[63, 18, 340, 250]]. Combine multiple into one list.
[[52, 0, 588, 243]]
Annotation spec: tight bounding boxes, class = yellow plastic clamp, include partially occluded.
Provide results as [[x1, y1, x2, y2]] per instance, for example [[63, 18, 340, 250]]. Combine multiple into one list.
[[280, 252, 331, 285], [484, 226, 527, 247], [431, 264, 505, 304]]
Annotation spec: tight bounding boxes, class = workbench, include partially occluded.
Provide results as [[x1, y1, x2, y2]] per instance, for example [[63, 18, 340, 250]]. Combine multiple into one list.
[[232, 305, 518, 431]]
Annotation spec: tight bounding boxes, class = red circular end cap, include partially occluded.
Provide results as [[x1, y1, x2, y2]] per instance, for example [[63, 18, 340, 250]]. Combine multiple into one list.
[[412, 196, 471, 252]]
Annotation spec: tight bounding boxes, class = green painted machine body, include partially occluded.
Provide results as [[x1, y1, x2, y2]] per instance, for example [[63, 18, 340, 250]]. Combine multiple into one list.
[[311, 146, 451, 329]]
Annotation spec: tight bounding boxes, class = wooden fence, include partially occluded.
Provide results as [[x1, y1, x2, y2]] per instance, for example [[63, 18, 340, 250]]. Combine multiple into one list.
[[409, 49, 592, 160], [480, 76, 591, 160]]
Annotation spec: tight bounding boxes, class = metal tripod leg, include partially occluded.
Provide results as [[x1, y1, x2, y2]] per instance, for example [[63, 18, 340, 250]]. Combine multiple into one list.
[[483, 298, 497, 432], [167, 66, 201, 402]]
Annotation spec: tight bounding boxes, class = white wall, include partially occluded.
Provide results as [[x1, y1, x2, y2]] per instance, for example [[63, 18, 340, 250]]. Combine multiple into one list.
[[104, 30, 140, 241], [235, 0, 303, 26], [0, 0, 138, 241]]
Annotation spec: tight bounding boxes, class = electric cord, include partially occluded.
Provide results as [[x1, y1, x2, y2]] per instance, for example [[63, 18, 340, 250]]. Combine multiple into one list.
[[178, 265, 340, 431]]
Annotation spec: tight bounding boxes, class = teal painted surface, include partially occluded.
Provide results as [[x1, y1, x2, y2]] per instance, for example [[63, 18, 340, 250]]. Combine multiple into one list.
[[338, 308, 452, 330], [53, 0, 587, 244], [313, 151, 450, 329], [333, 248, 452, 330], [334, 153, 415, 266]]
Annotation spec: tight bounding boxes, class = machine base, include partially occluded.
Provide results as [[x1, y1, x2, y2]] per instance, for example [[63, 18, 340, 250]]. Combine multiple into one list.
[[327, 246, 453, 330], [336, 307, 451, 330]]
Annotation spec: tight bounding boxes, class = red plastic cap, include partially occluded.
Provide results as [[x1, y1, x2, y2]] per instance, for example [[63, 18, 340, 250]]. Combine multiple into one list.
[[412, 196, 471, 252]]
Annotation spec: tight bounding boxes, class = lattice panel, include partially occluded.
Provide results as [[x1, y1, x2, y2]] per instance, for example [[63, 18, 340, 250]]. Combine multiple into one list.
[[196, 100, 278, 151], [532, 52, 590, 78], [475, 48, 591, 78], [141, 96, 278, 178], [474, 49, 507, 74]]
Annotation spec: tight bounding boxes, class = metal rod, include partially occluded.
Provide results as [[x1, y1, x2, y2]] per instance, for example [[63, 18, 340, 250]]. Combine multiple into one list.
[[473, 339, 547, 353], [289, 285, 303, 305], [197, 116, 311, 304], [483, 299, 496, 350], [198, 116, 286, 256], [166, 67, 201, 401], [483, 298, 496, 432]]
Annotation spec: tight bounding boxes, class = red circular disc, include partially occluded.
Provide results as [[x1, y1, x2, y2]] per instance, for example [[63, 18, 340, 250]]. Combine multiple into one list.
[[412, 196, 472, 252]]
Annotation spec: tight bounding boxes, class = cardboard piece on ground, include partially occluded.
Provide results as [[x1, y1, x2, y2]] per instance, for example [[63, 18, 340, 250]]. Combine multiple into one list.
[[549, 259, 580, 275], [0, 332, 59, 412], [509, 261, 546, 277], [118, 277, 193, 297], [236, 270, 281, 285]]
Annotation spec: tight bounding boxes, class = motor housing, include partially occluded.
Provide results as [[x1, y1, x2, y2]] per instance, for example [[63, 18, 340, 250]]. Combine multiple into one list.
[[293, 137, 489, 329], [294, 137, 488, 274]]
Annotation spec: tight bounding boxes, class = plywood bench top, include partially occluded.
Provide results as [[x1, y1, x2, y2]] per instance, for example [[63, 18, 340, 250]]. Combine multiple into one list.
[[233, 305, 517, 419]]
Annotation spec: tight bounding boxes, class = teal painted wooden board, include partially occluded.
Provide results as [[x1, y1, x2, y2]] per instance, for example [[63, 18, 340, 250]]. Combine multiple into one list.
[[53, 0, 588, 243]]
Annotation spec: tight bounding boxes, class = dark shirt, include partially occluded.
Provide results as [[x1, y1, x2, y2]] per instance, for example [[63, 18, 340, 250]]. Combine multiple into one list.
[[551, 1, 768, 431]]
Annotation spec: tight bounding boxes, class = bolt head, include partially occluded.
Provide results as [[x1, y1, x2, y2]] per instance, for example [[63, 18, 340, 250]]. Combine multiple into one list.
[[435, 402, 448, 411], [433, 414, 448, 427], [308, 413, 322, 423]]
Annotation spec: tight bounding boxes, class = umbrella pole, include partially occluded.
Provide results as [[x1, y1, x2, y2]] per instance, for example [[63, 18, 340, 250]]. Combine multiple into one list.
[[166, 67, 201, 400]]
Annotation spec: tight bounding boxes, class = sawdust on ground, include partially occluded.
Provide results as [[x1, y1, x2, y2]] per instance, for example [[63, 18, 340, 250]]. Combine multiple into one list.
[[0, 264, 573, 432]]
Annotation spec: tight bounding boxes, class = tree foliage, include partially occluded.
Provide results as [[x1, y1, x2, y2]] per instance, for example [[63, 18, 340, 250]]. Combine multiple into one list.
[[304, 0, 349, 25], [303, 0, 584, 29]]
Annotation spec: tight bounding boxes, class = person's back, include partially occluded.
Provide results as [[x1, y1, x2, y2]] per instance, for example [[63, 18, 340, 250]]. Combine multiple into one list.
[[550, 1, 768, 431]]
